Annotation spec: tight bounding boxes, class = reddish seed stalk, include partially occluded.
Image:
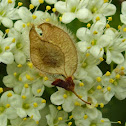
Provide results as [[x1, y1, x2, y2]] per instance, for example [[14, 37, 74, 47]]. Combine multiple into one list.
[[3, 88, 13, 92], [72, 90, 91, 105]]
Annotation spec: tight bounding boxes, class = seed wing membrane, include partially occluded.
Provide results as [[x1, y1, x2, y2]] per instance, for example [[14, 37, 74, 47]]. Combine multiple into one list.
[[29, 26, 66, 75], [38, 23, 78, 77]]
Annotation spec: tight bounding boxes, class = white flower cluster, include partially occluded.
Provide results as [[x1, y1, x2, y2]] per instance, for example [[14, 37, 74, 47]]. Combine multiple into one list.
[[0, 0, 126, 126]]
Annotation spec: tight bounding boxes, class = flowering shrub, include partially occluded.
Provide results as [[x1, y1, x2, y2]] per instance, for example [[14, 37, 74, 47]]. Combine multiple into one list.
[[0, 0, 126, 126]]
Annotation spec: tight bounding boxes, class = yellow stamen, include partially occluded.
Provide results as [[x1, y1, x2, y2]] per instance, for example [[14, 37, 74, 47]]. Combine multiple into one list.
[[118, 121, 121, 124], [32, 15, 37, 19], [123, 28, 126, 32], [12, 38, 16, 43], [107, 87, 111, 91], [18, 2, 23, 6], [104, 0, 108, 3], [6, 104, 10, 108], [29, 4, 34, 9], [37, 89, 42, 93], [101, 119, 104, 123], [99, 57, 104, 61], [93, 31, 98, 34], [18, 77, 22, 81], [44, 76, 48, 81], [27, 62, 33, 68], [26, 74, 34, 81], [30, 115, 33, 119], [23, 118, 27, 121], [41, 99, 46, 103], [46, 6, 51, 10], [27, 22, 31, 27], [36, 121, 39, 124], [22, 24, 26, 28], [52, 8, 56, 12], [109, 79, 114, 83], [24, 84, 29, 88], [97, 85, 102, 90], [96, 16, 100, 21], [7, 92, 12, 97], [84, 115, 88, 119], [63, 94, 67, 99], [122, 38, 126, 43], [5, 29, 9, 34], [45, 18, 50, 22], [107, 17, 112, 21], [115, 74, 120, 79], [91, 40, 95, 45], [106, 24, 110, 28], [118, 25, 121, 30], [74, 101, 81, 106], [33, 103, 38, 107], [0, 88, 3, 93], [8, 0, 12, 3], [58, 117, 63, 121], [105, 71, 111, 76], [68, 122, 72, 126], [121, 66, 125, 70], [39, 0, 44, 4], [5, 46, 10, 50], [59, 16, 62, 21], [69, 115, 73, 119], [17, 64, 22, 68], [22, 95, 26, 99], [79, 82, 84, 87], [87, 23, 91, 28], [95, 103, 99, 107], [86, 53, 90, 57], [100, 103, 104, 108], [96, 77, 101, 82]]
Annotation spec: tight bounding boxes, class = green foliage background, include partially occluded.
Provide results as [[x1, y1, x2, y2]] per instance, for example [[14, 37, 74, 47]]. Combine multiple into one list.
[[0, 0, 126, 126]]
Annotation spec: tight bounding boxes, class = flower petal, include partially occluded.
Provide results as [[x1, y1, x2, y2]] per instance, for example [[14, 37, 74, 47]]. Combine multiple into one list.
[[0, 114, 7, 126], [45, 0, 57, 4], [1, 17, 13, 28], [62, 12, 76, 23], [14, 51, 26, 64], [55, 1, 69, 14], [121, 1, 126, 15], [0, 52, 14, 64], [111, 51, 124, 64], [101, 3, 116, 16], [51, 91, 64, 105], [76, 8, 92, 23], [120, 14, 126, 25], [18, 7, 32, 22]]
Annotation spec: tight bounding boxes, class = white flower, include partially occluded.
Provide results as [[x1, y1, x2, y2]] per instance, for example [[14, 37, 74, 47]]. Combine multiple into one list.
[[101, 28, 126, 64], [76, 21, 105, 59], [55, 0, 92, 23], [0, 36, 15, 64], [14, 7, 44, 32], [51, 81, 88, 112], [10, 92, 46, 121], [0, 0, 20, 28], [120, 1, 126, 24], [0, 91, 18, 126], [46, 105, 68, 126], [87, 0, 116, 17], [8, 28, 27, 64], [73, 106, 111, 126], [3, 62, 28, 93], [102, 66, 126, 101], [10, 117, 37, 126]]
